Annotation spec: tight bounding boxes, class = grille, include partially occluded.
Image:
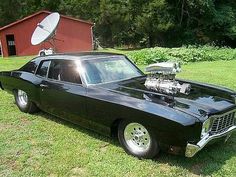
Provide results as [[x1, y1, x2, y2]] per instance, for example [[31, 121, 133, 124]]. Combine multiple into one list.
[[210, 110, 236, 134]]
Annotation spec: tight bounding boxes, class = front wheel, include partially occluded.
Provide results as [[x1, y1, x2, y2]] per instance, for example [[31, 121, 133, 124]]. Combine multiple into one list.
[[118, 121, 160, 159], [14, 90, 39, 113]]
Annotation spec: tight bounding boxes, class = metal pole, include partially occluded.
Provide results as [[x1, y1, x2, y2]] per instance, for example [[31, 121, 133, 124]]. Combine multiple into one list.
[[91, 23, 95, 50]]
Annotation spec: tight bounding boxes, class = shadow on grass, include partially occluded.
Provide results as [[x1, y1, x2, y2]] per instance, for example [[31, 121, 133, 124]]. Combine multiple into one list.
[[35, 111, 235, 176], [155, 139, 235, 175]]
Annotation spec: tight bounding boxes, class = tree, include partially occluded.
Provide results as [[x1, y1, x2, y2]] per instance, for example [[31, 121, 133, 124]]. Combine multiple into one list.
[[134, 0, 174, 47], [0, 0, 22, 26], [0, 0, 236, 47]]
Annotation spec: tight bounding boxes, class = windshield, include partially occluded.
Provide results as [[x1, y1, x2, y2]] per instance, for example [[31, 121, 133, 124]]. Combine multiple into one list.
[[81, 56, 143, 85]]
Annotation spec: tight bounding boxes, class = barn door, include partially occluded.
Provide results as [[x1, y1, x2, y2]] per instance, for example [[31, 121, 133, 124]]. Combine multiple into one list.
[[6, 34, 16, 56]]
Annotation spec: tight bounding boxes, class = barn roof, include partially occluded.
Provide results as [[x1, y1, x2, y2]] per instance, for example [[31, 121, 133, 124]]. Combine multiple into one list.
[[0, 10, 94, 31]]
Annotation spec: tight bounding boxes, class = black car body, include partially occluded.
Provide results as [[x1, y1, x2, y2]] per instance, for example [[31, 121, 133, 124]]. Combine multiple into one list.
[[0, 52, 236, 158]]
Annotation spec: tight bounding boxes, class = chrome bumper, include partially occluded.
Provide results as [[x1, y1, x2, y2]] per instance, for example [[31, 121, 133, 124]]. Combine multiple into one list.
[[185, 126, 236, 157]]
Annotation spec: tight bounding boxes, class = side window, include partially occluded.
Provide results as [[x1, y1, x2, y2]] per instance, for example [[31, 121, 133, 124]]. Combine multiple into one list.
[[48, 60, 82, 84], [36, 60, 50, 78], [20, 59, 40, 74]]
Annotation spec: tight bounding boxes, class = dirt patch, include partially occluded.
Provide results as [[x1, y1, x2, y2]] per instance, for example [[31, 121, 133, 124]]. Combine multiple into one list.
[[124, 171, 136, 177], [99, 143, 110, 153], [191, 163, 204, 176], [158, 163, 172, 173], [0, 157, 20, 171], [19, 116, 31, 125], [0, 123, 15, 132], [70, 167, 88, 177]]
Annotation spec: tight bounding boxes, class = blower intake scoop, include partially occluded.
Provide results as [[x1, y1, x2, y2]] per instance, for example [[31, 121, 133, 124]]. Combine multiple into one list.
[[145, 62, 181, 74]]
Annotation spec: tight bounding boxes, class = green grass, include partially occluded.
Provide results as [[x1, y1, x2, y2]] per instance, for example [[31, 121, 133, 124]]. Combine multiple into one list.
[[0, 56, 236, 177]]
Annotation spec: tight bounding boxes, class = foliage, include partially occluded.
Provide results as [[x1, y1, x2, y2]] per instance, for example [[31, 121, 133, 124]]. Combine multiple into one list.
[[0, 57, 236, 176], [1, 0, 236, 47], [125, 45, 236, 65]]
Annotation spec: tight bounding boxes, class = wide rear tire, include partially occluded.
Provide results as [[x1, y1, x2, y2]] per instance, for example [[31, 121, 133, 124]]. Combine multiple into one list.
[[118, 120, 160, 159], [14, 89, 39, 114]]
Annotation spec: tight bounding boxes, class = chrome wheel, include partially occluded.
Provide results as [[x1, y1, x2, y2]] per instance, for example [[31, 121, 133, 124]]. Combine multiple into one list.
[[18, 90, 28, 106], [124, 123, 151, 153]]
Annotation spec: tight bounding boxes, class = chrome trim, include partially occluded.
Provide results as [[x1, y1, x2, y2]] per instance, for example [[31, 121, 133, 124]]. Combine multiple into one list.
[[210, 109, 236, 134], [185, 125, 236, 157], [18, 90, 28, 106], [124, 123, 151, 153], [233, 95, 236, 104], [211, 109, 236, 118]]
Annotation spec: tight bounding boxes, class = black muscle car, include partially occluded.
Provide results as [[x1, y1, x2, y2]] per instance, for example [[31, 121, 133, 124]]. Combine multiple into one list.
[[0, 52, 236, 159]]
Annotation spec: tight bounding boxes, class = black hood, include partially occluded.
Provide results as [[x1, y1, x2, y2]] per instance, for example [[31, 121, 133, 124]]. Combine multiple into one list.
[[99, 76, 236, 121]]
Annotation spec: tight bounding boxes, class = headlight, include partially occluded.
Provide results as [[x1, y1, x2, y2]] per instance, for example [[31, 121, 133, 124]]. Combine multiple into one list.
[[201, 118, 212, 138]]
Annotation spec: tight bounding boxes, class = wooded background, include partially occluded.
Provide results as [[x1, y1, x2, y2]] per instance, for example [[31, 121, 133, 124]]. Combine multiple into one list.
[[0, 0, 236, 48]]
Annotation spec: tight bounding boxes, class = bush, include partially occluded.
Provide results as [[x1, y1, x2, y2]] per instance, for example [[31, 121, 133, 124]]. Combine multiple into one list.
[[125, 45, 236, 65]]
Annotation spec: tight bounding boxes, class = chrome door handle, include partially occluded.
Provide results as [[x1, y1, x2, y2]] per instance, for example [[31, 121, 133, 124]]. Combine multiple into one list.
[[40, 84, 48, 88]]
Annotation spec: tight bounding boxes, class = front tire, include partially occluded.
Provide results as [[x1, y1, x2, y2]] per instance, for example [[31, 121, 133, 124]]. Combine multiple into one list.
[[118, 121, 160, 159], [14, 90, 39, 113]]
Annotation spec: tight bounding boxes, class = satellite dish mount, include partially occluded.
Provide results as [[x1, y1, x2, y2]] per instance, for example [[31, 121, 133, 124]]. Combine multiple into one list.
[[31, 12, 60, 54]]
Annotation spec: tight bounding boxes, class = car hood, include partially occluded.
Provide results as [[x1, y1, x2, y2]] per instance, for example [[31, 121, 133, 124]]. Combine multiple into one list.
[[99, 76, 236, 121]]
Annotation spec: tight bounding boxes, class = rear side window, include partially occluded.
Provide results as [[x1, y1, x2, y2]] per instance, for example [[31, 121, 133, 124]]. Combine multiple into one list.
[[48, 60, 82, 84], [20, 59, 40, 74], [36, 60, 50, 78]]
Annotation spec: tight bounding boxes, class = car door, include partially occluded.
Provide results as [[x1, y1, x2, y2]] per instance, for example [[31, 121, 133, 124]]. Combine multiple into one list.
[[36, 59, 87, 124]]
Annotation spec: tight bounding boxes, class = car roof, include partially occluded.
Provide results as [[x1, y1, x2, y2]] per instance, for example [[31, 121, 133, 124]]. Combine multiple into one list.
[[36, 52, 125, 61]]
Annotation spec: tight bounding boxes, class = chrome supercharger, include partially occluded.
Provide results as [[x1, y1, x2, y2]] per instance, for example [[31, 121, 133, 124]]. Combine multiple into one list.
[[144, 62, 191, 95]]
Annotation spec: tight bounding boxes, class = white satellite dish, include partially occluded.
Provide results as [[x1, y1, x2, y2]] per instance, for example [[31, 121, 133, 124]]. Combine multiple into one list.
[[31, 12, 60, 46]]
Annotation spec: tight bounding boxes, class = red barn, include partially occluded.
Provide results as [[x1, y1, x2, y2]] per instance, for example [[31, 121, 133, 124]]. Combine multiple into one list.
[[0, 10, 94, 57]]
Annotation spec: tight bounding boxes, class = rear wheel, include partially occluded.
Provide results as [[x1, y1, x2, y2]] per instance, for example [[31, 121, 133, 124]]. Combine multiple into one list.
[[14, 89, 39, 113], [118, 121, 160, 159]]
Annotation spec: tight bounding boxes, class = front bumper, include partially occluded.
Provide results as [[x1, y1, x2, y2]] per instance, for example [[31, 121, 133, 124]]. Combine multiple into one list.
[[185, 125, 236, 157]]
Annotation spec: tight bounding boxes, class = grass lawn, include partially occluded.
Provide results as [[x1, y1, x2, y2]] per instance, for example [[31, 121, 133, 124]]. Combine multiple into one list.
[[0, 56, 236, 177]]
